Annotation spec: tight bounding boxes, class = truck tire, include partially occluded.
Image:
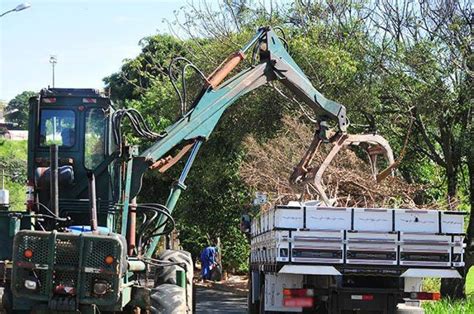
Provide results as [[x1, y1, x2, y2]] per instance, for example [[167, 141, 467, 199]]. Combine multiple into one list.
[[247, 275, 259, 314], [259, 280, 266, 314], [154, 250, 193, 313], [150, 284, 186, 314], [0, 287, 12, 314]]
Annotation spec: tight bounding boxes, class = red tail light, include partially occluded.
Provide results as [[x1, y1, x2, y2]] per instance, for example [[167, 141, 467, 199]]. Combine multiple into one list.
[[23, 248, 33, 259], [410, 292, 441, 300], [283, 289, 314, 308], [351, 294, 374, 301]]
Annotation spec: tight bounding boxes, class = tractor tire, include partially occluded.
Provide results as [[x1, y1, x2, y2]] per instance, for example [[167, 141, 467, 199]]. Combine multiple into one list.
[[247, 274, 259, 314], [154, 250, 193, 313], [150, 284, 186, 314], [248, 289, 259, 314], [0, 287, 12, 314], [259, 280, 266, 314]]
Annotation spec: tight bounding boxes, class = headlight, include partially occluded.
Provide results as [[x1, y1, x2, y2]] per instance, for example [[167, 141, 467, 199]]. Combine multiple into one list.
[[93, 280, 109, 295], [24, 279, 37, 290]]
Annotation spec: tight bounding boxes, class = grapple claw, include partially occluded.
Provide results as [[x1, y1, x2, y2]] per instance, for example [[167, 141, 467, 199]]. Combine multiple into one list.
[[290, 131, 396, 206]]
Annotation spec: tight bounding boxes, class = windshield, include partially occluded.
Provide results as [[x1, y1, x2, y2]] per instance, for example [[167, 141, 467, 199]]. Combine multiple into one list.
[[84, 108, 106, 169], [39, 109, 76, 147]]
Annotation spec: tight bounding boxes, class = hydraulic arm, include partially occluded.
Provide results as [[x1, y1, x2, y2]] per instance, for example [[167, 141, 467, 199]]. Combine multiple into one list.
[[130, 27, 347, 196], [125, 27, 351, 256]]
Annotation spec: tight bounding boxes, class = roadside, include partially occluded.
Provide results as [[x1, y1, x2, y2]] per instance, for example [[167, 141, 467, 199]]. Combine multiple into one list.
[[194, 274, 248, 297], [195, 285, 247, 314]]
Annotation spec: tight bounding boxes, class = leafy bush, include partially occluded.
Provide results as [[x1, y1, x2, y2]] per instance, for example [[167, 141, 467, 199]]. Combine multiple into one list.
[[423, 298, 474, 314], [0, 140, 27, 210]]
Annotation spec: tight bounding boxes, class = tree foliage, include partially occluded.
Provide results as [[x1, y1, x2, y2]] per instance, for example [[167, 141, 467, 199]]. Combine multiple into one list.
[[5, 91, 36, 129], [104, 0, 472, 288], [0, 139, 27, 210]]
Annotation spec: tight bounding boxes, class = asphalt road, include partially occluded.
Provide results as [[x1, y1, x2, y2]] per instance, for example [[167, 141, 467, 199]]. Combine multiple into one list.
[[195, 286, 247, 314], [1, 286, 423, 313]]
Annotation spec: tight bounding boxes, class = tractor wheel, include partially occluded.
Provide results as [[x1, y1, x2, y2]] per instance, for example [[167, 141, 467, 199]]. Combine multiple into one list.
[[1, 287, 13, 314], [247, 275, 259, 314], [259, 280, 266, 314], [150, 284, 186, 314], [154, 250, 194, 313], [248, 288, 260, 314]]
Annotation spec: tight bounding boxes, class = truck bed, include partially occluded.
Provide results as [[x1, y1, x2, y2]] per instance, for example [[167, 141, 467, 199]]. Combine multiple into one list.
[[250, 203, 465, 269]]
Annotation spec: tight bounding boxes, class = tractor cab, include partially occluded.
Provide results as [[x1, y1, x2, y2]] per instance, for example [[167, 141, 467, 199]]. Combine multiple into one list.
[[27, 88, 116, 227]]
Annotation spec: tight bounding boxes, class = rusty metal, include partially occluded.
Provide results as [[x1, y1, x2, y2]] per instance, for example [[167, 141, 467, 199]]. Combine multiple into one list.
[[149, 155, 172, 170], [289, 128, 324, 184], [207, 51, 245, 89], [128, 197, 137, 256], [376, 118, 413, 182], [149, 142, 195, 173], [291, 131, 395, 206]]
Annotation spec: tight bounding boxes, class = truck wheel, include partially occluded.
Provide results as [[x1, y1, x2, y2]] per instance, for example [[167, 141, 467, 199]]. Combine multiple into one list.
[[1, 287, 12, 314], [155, 250, 193, 313], [259, 281, 266, 314], [150, 284, 186, 314], [247, 275, 259, 313]]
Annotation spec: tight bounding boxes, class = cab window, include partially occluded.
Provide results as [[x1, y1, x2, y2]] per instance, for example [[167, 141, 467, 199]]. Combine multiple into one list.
[[84, 108, 106, 169], [39, 109, 76, 147]]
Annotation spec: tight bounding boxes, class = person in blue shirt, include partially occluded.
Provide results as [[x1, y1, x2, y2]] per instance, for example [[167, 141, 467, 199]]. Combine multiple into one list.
[[200, 245, 218, 281]]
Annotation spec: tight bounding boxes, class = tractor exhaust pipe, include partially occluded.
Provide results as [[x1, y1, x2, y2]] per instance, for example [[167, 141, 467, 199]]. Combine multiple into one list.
[[87, 172, 98, 233], [50, 144, 59, 218]]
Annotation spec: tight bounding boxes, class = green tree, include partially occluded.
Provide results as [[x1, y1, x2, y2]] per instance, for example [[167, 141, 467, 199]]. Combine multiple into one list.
[[363, 0, 472, 298], [103, 1, 472, 282], [5, 91, 36, 129]]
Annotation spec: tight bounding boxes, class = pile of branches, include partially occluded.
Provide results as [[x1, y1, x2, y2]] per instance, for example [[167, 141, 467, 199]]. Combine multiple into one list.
[[240, 115, 422, 209]]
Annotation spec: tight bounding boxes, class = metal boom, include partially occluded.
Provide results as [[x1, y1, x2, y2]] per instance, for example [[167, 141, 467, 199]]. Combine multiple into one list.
[[123, 27, 348, 256]]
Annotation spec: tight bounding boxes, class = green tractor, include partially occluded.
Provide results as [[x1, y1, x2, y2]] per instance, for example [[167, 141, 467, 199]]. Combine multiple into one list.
[[0, 27, 361, 313], [1, 88, 194, 313]]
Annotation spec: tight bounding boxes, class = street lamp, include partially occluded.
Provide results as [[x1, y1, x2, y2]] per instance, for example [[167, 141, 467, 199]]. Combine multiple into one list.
[[49, 55, 58, 88], [0, 2, 31, 18]]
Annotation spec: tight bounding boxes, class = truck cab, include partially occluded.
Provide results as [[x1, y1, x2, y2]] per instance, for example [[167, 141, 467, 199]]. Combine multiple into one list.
[[27, 88, 116, 227]]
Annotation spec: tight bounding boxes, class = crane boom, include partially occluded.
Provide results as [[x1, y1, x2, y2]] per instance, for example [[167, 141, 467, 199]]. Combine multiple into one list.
[[122, 27, 349, 256], [130, 28, 347, 199]]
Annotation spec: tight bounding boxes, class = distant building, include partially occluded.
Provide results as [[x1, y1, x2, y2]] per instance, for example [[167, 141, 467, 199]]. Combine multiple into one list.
[[0, 107, 28, 141], [1, 129, 28, 140]]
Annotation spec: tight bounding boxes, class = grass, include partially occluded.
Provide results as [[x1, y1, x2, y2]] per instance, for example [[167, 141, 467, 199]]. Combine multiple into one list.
[[0, 139, 27, 159], [423, 298, 474, 313], [467, 268, 474, 296], [0, 139, 27, 210], [422, 268, 474, 313]]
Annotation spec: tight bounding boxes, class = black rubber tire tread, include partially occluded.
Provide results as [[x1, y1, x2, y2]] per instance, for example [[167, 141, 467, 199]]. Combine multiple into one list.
[[0, 287, 12, 314], [247, 275, 259, 314], [155, 250, 193, 313], [150, 284, 186, 314], [259, 280, 266, 314]]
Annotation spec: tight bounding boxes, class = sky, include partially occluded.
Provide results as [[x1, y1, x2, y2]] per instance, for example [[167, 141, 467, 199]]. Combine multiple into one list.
[[0, 0, 186, 102]]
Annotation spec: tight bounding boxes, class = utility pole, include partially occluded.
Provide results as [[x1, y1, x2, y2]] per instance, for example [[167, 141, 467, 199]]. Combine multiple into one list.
[[49, 55, 57, 87]]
